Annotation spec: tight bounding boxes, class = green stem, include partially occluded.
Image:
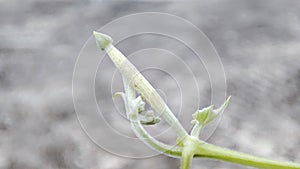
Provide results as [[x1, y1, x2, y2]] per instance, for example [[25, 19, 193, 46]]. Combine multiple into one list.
[[190, 122, 202, 137], [180, 149, 194, 169], [180, 137, 198, 169], [195, 140, 300, 169]]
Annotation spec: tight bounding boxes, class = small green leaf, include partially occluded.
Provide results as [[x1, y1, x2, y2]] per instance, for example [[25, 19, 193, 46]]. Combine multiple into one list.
[[140, 110, 161, 125], [131, 96, 145, 114], [130, 97, 159, 125], [193, 105, 214, 125], [192, 96, 231, 126], [137, 101, 145, 114]]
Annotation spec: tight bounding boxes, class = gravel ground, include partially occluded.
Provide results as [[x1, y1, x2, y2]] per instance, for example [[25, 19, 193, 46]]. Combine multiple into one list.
[[1, 0, 300, 169]]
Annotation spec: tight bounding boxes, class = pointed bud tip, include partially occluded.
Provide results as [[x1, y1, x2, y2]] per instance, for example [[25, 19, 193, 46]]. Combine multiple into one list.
[[227, 95, 232, 101], [93, 31, 113, 50], [224, 96, 231, 106]]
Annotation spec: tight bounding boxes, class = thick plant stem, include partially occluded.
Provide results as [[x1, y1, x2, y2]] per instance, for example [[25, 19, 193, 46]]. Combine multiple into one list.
[[195, 140, 300, 169], [180, 137, 199, 169], [180, 149, 194, 169]]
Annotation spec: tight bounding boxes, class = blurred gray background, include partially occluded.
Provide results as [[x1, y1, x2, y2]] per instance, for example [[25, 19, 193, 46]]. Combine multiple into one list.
[[1, 0, 300, 169]]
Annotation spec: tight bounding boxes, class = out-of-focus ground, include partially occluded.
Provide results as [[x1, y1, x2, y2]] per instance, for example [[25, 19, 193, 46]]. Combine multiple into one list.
[[1, 0, 300, 169]]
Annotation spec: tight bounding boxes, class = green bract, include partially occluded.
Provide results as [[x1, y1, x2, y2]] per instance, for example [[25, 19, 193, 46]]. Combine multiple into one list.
[[192, 96, 231, 126]]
